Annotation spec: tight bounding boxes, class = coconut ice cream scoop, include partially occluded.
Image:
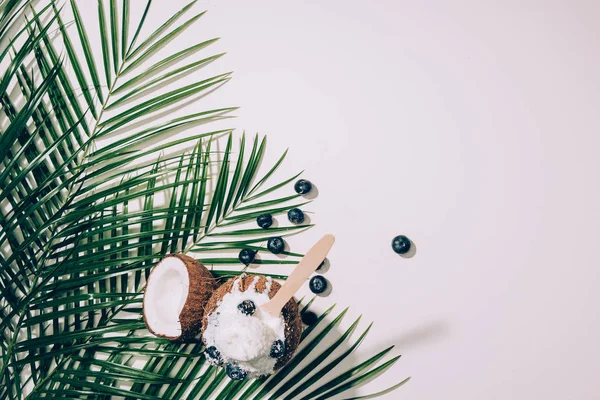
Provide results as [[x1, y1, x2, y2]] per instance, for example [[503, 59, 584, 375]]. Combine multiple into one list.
[[201, 234, 336, 380], [143, 254, 218, 340], [201, 274, 302, 379]]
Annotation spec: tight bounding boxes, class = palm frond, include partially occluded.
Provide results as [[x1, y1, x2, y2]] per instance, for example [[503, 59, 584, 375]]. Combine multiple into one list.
[[0, 1, 407, 399]]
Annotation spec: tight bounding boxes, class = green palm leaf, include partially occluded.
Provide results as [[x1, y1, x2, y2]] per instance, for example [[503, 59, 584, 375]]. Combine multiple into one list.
[[0, 1, 407, 399]]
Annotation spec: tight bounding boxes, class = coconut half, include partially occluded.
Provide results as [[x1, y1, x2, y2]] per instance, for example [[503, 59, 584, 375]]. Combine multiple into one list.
[[143, 254, 218, 340], [201, 274, 303, 376]]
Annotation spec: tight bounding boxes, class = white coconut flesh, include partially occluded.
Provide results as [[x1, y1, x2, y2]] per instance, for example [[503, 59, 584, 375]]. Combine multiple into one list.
[[144, 257, 190, 338]]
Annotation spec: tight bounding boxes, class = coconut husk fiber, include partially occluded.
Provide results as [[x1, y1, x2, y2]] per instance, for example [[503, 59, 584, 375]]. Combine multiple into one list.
[[143, 254, 218, 341]]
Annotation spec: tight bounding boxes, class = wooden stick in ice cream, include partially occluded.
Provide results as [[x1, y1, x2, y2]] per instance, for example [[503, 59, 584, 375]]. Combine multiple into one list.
[[261, 234, 336, 317]]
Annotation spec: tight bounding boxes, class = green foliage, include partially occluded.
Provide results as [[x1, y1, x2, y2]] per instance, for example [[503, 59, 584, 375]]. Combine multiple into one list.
[[0, 0, 407, 398]]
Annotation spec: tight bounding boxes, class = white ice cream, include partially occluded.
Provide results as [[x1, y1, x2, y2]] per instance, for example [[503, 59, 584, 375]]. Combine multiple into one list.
[[203, 275, 285, 377]]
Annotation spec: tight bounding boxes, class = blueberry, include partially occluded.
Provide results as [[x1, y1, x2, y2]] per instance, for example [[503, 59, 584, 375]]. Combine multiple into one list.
[[226, 364, 247, 380], [309, 275, 328, 294], [237, 300, 256, 316], [257, 214, 273, 229], [294, 179, 313, 195], [392, 235, 411, 255], [270, 340, 285, 358], [205, 346, 222, 365], [317, 258, 328, 271], [301, 311, 318, 326], [267, 237, 285, 254], [238, 248, 256, 265], [287, 208, 305, 224]]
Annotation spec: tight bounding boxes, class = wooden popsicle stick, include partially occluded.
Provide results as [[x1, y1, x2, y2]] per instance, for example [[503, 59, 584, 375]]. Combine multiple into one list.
[[261, 234, 335, 317]]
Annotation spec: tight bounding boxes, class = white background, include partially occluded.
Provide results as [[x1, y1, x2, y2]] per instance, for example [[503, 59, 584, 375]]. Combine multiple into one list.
[[85, 0, 600, 398]]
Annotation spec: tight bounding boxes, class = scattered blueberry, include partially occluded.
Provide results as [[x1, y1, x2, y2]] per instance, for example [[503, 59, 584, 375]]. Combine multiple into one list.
[[237, 300, 256, 316], [270, 340, 285, 358], [309, 275, 328, 294], [294, 179, 313, 195], [257, 214, 273, 229], [392, 235, 411, 255], [287, 208, 305, 224], [301, 311, 318, 326], [238, 248, 256, 265], [267, 237, 285, 254], [317, 258, 328, 271], [226, 364, 247, 380], [205, 346, 222, 365]]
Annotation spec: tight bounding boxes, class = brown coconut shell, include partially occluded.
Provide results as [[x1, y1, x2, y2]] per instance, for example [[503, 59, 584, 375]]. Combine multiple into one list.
[[202, 274, 303, 370], [143, 254, 218, 341]]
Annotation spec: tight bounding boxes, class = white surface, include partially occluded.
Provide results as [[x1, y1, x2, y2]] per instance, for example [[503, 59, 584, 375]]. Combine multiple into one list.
[[88, 1, 600, 398]]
